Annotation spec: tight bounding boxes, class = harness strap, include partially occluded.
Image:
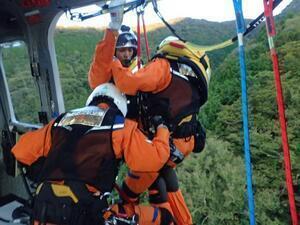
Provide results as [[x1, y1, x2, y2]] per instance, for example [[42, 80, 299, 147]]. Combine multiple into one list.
[[38, 125, 90, 182], [34, 182, 109, 225], [38, 203, 47, 225], [172, 114, 198, 138], [170, 68, 189, 81]]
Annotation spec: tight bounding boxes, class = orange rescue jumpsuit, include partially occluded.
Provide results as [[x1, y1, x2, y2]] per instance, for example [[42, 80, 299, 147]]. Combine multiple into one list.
[[88, 29, 194, 225], [12, 111, 172, 225]]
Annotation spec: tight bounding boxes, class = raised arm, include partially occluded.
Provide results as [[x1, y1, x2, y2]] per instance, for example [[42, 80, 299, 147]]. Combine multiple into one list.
[[88, 29, 118, 89]]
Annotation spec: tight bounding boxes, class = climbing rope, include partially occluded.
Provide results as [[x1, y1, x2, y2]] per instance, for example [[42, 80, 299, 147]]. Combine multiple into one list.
[[263, 0, 299, 224], [141, 11, 151, 61], [136, 10, 142, 68], [232, 1, 256, 225], [136, 4, 151, 67]]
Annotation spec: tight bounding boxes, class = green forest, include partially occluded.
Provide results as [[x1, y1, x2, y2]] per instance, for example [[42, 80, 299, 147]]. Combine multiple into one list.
[[1, 0, 300, 224]]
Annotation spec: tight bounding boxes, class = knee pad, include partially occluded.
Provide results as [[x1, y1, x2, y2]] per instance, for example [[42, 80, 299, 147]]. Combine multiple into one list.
[[149, 177, 168, 204], [160, 166, 179, 192]]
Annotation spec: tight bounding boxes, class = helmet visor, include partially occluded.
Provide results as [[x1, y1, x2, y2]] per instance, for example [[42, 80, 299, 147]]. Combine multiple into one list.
[[116, 33, 137, 49]]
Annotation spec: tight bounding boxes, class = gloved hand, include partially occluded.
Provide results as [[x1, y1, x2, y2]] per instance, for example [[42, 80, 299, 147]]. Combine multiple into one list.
[[151, 115, 168, 131], [108, 0, 126, 30], [169, 141, 184, 164]]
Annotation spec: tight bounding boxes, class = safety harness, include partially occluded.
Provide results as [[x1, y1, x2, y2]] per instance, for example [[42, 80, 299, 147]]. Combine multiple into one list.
[[141, 42, 209, 153], [32, 105, 125, 224], [156, 39, 211, 101]]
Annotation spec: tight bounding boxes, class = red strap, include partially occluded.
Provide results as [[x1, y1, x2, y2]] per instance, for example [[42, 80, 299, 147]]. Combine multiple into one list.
[[136, 12, 142, 69], [141, 13, 151, 62], [263, 0, 276, 36], [271, 52, 299, 225], [26, 14, 42, 24], [263, 1, 298, 224]]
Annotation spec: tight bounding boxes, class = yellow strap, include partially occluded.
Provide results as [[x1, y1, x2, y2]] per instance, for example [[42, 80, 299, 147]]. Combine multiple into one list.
[[187, 39, 234, 53], [129, 58, 138, 71], [178, 115, 193, 126], [36, 183, 43, 195], [51, 183, 79, 203], [36, 183, 79, 203]]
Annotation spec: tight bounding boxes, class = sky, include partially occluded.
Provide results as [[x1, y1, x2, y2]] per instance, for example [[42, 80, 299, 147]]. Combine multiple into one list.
[[57, 0, 293, 28]]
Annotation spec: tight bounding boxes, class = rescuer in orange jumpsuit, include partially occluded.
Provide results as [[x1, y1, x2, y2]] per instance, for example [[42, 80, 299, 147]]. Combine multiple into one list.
[[89, 35, 209, 225], [89, 0, 139, 120], [88, 1, 210, 224], [89, 24, 139, 119], [11, 83, 175, 225], [89, 25, 138, 89]]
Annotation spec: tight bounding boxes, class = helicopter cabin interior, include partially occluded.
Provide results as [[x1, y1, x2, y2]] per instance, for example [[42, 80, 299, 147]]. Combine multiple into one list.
[[0, 0, 106, 199]]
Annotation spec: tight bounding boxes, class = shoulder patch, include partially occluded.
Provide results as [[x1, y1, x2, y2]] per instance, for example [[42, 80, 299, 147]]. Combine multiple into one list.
[[55, 106, 108, 128]]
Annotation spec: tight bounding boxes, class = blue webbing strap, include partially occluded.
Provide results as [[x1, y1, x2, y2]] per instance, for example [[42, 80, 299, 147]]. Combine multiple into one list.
[[232, 1, 256, 225]]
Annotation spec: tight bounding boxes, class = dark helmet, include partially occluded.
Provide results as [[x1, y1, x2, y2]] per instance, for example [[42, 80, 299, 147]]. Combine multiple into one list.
[[116, 25, 138, 59]]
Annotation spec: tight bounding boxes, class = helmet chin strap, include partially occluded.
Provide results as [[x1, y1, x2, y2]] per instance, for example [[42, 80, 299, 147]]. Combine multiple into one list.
[[122, 59, 132, 67]]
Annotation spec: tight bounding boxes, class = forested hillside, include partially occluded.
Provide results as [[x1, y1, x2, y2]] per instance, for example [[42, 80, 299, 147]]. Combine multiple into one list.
[[2, 0, 300, 223]]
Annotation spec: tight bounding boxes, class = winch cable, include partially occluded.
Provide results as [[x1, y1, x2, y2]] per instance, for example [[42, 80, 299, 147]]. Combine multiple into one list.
[[151, 0, 186, 42], [151, 0, 282, 52], [263, 0, 298, 224], [232, 0, 256, 224]]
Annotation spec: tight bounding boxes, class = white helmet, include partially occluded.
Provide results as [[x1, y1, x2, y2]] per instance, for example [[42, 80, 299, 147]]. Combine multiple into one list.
[[86, 83, 128, 117], [116, 25, 138, 50]]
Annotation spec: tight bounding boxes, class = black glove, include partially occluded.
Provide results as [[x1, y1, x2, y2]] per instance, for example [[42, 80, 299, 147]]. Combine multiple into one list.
[[151, 115, 167, 131], [169, 141, 184, 164], [147, 115, 168, 137]]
